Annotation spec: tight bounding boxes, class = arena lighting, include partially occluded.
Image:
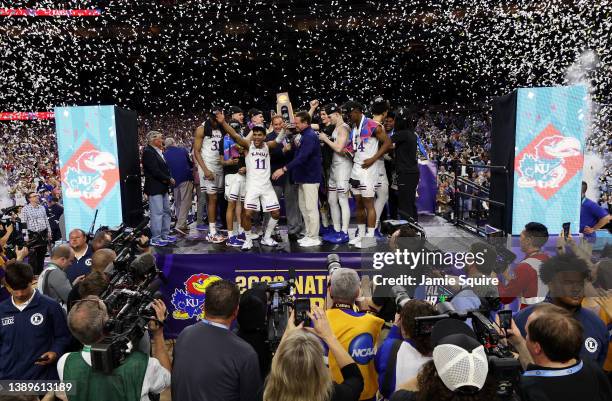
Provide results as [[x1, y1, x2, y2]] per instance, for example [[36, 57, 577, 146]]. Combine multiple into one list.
[[0, 9, 102, 17], [0, 112, 55, 120]]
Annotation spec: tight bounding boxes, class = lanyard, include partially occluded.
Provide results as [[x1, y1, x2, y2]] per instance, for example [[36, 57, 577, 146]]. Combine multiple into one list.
[[523, 361, 583, 377]]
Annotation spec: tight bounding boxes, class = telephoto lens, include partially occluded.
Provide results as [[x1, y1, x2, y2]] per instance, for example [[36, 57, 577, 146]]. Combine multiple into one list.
[[327, 254, 341, 277]]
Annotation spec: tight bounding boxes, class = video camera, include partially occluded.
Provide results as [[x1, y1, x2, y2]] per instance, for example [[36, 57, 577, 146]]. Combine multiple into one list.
[[1, 206, 45, 259], [91, 252, 165, 374], [416, 302, 521, 399], [106, 217, 150, 269], [259, 273, 296, 353]]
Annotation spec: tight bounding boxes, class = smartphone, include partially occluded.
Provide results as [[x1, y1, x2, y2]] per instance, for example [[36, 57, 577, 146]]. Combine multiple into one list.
[[35, 355, 50, 363], [498, 310, 512, 331], [562, 222, 571, 239], [294, 298, 312, 327]]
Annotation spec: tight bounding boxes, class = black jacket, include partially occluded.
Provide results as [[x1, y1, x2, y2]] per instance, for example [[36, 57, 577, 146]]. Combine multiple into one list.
[[142, 145, 172, 196]]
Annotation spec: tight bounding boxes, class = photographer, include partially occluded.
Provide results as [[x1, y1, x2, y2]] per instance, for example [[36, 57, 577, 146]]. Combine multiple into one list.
[[37, 244, 75, 306], [390, 319, 500, 401], [450, 242, 498, 312], [506, 304, 612, 401], [375, 300, 438, 399], [66, 249, 116, 312], [327, 268, 384, 401], [514, 254, 609, 366], [263, 307, 364, 401], [21, 192, 51, 275], [57, 296, 171, 401]]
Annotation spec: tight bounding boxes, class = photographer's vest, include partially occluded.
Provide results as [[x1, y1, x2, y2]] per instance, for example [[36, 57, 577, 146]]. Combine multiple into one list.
[[63, 349, 148, 401], [327, 305, 384, 400]]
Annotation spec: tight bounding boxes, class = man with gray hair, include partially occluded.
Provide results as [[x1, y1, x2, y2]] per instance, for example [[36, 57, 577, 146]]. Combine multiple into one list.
[[164, 137, 194, 235], [142, 130, 176, 247], [326, 268, 384, 401], [57, 296, 171, 400], [37, 244, 75, 306]]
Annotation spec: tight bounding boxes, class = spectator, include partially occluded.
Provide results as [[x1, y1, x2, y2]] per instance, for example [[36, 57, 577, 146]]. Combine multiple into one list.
[[498, 222, 550, 308], [264, 307, 364, 401], [507, 304, 612, 401], [326, 268, 384, 401], [514, 254, 609, 366], [66, 248, 115, 311], [581, 181, 611, 237], [272, 111, 323, 247], [390, 319, 499, 401], [65, 229, 93, 284], [37, 244, 75, 306], [172, 280, 261, 401], [0, 262, 71, 380], [57, 296, 171, 400], [47, 196, 64, 243], [164, 137, 194, 235], [142, 130, 176, 247], [20, 192, 51, 275], [376, 300, 438, 399]]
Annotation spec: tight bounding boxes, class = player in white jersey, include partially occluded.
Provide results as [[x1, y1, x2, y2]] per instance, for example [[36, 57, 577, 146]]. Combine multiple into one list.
[[215, 112, 286, 250], [318, 103, 353, 244], [371, 98, 391, 237], [345, 101, 392, 249], [194, 109, 226, 243]]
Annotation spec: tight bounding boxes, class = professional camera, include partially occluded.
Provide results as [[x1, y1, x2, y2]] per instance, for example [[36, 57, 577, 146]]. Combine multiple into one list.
[[263, 277, 295, 353], [91, 252, 164, 374], [1, 206, 44, 260], [106, 217, 150, 268], [327, 253, 342, 277], [381, 217, 426, 237], [415, 302, 521, 399], [391, 285, 411, 311]]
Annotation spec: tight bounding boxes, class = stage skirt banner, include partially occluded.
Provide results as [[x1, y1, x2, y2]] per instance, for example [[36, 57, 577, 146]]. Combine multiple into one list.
[[417, 161, 437, 214], [157, 252, 368, 338], [512, 85, 587, 235], [55, 106, 123, 235]]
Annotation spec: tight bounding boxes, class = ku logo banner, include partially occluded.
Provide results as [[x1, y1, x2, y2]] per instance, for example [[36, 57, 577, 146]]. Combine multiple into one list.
[[55, 106, 123, 234], [511, 86, 587, 235]]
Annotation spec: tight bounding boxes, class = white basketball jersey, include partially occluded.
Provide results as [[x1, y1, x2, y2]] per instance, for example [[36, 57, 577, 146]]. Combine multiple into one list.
[[201, 127, 223, 169], [353, 116, 380, 165], [246, 142, 271, 185], [331, 122, 353, 167]]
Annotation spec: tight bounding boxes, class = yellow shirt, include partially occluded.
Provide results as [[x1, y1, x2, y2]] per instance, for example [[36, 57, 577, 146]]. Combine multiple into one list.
[[327, 307, 384, 400]]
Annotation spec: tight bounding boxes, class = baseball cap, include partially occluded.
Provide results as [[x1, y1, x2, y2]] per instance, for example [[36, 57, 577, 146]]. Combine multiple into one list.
[[229, 106, 243, 115], [431, 319, 489, 393], [248, 108, 264, 119], [323, 103, 340, 115]]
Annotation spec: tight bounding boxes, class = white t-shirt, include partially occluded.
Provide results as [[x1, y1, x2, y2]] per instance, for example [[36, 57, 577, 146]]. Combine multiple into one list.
[[57, 349, 171, 401]]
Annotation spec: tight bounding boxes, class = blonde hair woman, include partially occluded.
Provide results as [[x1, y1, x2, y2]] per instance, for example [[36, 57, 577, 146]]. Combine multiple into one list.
[[263, 306, 363, 401]]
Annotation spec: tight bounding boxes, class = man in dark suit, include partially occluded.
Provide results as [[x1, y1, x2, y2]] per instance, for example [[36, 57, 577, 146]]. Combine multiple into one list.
[[172, 280, 262, 401], [142, 131, 176, 247]]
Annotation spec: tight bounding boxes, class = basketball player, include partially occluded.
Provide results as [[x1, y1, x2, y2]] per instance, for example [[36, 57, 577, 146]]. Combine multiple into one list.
[[193, 109, 226, 243], [318, 103, 352, 244], [345, 101, 392, 249], [371, 98, 391, 236], [220, 120, 248, 247], [216, 112, 285, 250]]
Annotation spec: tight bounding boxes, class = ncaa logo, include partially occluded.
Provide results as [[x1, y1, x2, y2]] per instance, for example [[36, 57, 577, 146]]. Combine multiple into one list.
[[30, 313, 44, 326], [585, 337, 598, 353], [348, 333, 376, 365]]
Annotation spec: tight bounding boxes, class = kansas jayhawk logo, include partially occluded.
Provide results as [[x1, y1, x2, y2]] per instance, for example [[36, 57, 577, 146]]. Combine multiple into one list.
[[515, 123, 583, 200], [60, 140, 120, 208], [171, 273, 221, 320]]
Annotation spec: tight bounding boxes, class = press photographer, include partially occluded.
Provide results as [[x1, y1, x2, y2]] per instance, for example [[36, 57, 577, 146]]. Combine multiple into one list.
[[389, 319, 504, 401], [57, 296, 171, 401], [505, 304, 612, 401]]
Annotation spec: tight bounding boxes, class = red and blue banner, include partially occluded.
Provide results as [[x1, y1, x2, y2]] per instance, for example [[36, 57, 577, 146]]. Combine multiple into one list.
[[55, 106, 123, 234]]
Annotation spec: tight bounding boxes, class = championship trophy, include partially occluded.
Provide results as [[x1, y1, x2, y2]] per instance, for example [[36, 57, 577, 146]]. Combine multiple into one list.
[[276, 92, 295, 124]]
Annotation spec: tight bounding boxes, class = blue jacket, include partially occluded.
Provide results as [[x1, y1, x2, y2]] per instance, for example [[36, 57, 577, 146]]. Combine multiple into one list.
[[286, 127, 322, 184], [514, 300, 609, 367], [0, 291, 71, 379], [163, 145, 194, 186]]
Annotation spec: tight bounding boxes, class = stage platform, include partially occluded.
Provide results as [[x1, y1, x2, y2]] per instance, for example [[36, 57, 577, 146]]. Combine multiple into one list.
[[154, 214, 482, 255]]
